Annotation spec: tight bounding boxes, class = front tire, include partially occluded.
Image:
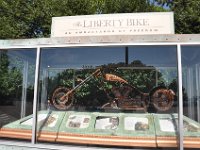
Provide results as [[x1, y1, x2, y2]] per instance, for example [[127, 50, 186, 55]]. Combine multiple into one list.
[[51, 87, 74, 110]]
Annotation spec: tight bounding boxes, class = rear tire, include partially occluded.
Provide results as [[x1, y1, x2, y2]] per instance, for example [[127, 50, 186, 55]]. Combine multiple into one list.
[[150, 87, 175, 112]]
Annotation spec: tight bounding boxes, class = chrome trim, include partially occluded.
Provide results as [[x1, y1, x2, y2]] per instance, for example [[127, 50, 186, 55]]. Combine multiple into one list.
[[177, 44, 183, 150], [0, 35, 199, 49], [31, 47, 41, 144]]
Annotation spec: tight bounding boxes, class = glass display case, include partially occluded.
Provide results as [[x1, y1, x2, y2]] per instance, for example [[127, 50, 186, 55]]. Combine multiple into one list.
[[0, 49, 36, 142], [0, 35, 200, 150]]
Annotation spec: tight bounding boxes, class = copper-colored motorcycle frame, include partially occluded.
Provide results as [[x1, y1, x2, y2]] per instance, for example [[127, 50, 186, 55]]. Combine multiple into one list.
[[50, 69, 175, 112]]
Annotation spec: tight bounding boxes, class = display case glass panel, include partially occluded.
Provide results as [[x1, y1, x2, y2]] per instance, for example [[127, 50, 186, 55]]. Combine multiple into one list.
[[182, 45, 200, 149], [0, 45, 181, 149], [0, 49, 36, 141], [0, 41, 199, 150], [33, 45, 179, 149]]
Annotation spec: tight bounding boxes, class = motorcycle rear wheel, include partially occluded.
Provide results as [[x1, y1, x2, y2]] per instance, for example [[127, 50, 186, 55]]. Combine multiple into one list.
[[150, 87, 174, 112]]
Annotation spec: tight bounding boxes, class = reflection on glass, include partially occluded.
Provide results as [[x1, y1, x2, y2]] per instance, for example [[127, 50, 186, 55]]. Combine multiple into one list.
[[129, 46, 177, 67], [182, 45, 200, 149], [39, 47, 125, 111], [0, 49, 36, 141], [22, 114, 58, 128], [35, 46, 178, 149]]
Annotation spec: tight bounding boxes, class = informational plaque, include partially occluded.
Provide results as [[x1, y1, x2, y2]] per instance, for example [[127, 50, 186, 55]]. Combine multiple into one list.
[[51, 12, 174, 37]]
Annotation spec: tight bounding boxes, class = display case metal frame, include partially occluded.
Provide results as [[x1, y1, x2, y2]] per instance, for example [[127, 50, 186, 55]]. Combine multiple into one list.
[[0, 34, 200, 150]]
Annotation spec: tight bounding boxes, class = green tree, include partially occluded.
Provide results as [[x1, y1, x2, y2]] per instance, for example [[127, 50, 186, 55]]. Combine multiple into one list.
[[154, 0, 200, 33], [0, 0, 165, 39], [1, 0, 198, 38], [0, 0, 96, 38], [0, 51, 23, 101], [99, 0, 164, 13]]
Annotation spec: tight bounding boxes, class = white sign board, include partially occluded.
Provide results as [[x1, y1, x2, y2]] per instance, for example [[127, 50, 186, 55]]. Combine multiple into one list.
[[51, 12, 174, 37]]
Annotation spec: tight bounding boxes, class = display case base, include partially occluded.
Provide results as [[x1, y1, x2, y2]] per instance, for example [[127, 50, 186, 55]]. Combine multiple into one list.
[[1, 111, 200, 148]]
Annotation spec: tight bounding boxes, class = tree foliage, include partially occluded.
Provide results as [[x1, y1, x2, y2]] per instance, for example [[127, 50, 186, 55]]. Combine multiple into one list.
[[0, 0, 198, 38], [154, 0, 200, 33], [0, 51, 23, 101], [0, 0, 96, 38], [0, 0, 165, 39], [98, 0, 164, 13]]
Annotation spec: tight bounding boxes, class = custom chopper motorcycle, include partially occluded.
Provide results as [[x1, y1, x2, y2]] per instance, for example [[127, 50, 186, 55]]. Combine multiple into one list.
[[50, 68, 175, 112]]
